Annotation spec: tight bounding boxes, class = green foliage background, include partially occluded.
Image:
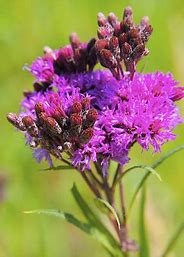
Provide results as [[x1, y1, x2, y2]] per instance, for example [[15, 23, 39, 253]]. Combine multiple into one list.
[[0, 0, 184, 256]]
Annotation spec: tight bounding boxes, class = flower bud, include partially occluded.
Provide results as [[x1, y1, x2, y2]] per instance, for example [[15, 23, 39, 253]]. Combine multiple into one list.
[[71, 101, 82, 113], [85, 108, 98, 127], [70, 113, 83, 127], [171, 87, 184, 101], [109, 36, 120, 59], [119, 33, 128, 46], [108, 12, 118, 27], [35, 102, 45, 116], [50, 107, 66, 122], [80, 128, 93, 144], [123, 6, 133, 19], [122, 42, 132, 56], [140, 16, 150, 28], [22, 116, 39, 137], [69, 32, 81, 50], [98, 49, 118, 69], [95, 39, 109, 53], [7, 113, 26, 131], [97, 12, 108, 26], [97, 26, 113, 39], [131, 44, 145, 60], [45, 117, 62, 135], [81, 97, 91, 110]]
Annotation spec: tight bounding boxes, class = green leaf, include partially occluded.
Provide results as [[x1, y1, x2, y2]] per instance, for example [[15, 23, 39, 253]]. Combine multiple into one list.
[[151, 144, 184, 169], [115, 165, 161, 185], [129, 144, 184, 211], [71, 184, 124, 256], [41, 165, 74, 171], [143, 166, 162, 181], [24, 209, 92, 234], [139, 186, 150, 257], [95, 198, 121, 230], [160, 223, 184, 257], [24, 208, 124, 257]]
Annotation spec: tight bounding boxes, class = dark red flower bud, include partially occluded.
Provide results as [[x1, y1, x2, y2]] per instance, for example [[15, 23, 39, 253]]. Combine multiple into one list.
[[7, 113, 26, 131], [80, 128, 93, 144], [109, 36, 120, 59], [140, 16, 150, 28], [107, 12, 118, 27], [97, 12, 108, 26], [171, 87, 184, 101], [122, 42, 132, 55], [97, 26, 113, 39], [38, 112, 48, 125], [69, 32, 81, 50], [95, 39, 109, 53], [141, 25, 153, 43], [120, 19, 132, 33], [22, 116, 39, 137], [81, 97, 91, 110], [131, 44, 145, 60], [71, 101, 82, 113], [50, 107, 66, 122], [123, 6, 133, 19], [70, 113, 83, 127], [35, 102, 45, 116], [119, 33, 128, 46], [98, 49, 118, 69], [86, 38, 98, 71], [85, 108, 98, 127], [59, 46, 73, 62], [109, 36, 119, 49], [45, 117, 62, 135], [87, 38, 96, 52], [129, 28, 138, 39]]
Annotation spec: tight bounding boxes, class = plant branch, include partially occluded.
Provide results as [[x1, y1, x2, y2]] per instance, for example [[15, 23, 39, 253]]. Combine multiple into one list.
[[80, 172, 102, 198]]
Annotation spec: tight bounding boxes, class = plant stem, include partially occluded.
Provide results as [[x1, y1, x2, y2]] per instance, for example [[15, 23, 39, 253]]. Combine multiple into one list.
[[81, 172, 101, 198], [112, 164, 120, 189], [63, 155, 102, 198], [116, 165, 129, 257], [87, 170, 104, 188], [119, 166, 127, 227]]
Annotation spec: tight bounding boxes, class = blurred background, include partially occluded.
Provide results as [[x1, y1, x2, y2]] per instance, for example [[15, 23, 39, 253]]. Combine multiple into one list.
[[0, 0, 184, 256]]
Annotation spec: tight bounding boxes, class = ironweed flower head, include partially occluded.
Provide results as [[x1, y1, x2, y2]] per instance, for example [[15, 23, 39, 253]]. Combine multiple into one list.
[[8, 90, 98, 166], [7, 6, 184, 173]]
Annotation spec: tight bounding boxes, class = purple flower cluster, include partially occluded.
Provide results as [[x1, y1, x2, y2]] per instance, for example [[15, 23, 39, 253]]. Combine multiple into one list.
[[7, 7, 184, 174]]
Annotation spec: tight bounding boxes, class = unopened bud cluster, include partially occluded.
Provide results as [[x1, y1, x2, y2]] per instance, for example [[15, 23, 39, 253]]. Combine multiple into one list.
[[7, 94, 98, 160], [28, 33, 98, 93], [54, 33, 97, 75], [95, 6, 153, 79]]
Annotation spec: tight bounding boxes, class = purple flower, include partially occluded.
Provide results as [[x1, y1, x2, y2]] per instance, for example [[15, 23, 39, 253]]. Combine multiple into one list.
[[7, 6, 184, 174], [70, 71, 184, 172]]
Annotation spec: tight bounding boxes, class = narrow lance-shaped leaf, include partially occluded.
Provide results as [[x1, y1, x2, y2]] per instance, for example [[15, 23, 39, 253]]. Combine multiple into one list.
[[139, 186, 150, 257], [24, 208, 124, 257], [42, 165, 74, 171], [95, 198, 121, 229], [24, 209, 92, 233], [71, 184, 124, 257], [115, 164, 161, 186]]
